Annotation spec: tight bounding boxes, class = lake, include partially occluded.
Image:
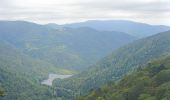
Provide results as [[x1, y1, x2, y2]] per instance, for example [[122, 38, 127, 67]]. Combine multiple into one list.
[[41, 74, 72, 86]]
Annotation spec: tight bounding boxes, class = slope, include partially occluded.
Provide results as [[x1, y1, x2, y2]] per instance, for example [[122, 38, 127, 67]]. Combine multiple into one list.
[[0, 67, 54, 100], [54, 30, 170, 97], [77, 55, 170, 100], [0, 40, 63, 99], [0, 40, 65, 80]]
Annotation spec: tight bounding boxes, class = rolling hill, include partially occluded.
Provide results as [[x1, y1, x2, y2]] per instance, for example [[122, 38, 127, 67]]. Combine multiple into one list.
[[1, 20, 169, 100], [0, 20, 137, 99], [0, 40, 66, 80], [54, 30, 170, 98], [0, 40, 62, 100], [0, 21, 136, 70]]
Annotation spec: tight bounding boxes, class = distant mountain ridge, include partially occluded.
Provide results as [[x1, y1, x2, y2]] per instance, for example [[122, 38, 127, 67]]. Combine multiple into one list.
[[0, 20, 136, 70], [1, 20, 170, 100], [61, 20, 170, 38]]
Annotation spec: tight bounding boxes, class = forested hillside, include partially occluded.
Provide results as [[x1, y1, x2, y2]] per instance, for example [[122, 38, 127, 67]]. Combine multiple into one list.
[[0, 21, 137, 100], [1, 0, 170, 99], [0, 67, 54, 100], [0, 40, 65, 80], [0, 21, 169, 100], [0, 21, 136, 70], [77, 55, 170, 100], [0, 40, 68, 100], [0, 87, 4, 97], [54, 31, 170, 98]]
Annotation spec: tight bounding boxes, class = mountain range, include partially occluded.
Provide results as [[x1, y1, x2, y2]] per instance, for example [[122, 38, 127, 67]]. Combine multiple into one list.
[[47, 20, 170, 38], [0, 20, 136, 70], [0, 20, 170, 100]]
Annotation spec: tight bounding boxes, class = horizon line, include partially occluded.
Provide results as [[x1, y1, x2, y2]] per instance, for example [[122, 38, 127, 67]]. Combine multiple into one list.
[[0, 19, 169, 26]]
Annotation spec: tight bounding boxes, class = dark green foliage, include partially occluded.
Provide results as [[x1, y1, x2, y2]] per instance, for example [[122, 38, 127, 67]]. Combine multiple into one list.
[[0, 40, 66, 80], [0, 40, 69, 100], [54, 31, 170, 98], [0, 67, 54, 100], [0, 87, 5, 97], [0, 21, 135, 100], [0, 21, 170, 100], [77, 55, 170, 100], [153, 69, 170, 85]]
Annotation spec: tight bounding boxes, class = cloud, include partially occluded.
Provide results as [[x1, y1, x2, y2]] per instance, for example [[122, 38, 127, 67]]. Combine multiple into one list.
[[0, 0, 170, 25]]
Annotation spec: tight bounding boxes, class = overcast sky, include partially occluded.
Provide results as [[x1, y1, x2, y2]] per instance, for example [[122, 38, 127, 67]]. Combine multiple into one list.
[[0, 0, 170, 25]]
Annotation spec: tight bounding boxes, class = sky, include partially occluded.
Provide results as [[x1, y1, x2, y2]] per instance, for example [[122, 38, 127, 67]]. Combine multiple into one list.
[[0, 0, 170, 25]]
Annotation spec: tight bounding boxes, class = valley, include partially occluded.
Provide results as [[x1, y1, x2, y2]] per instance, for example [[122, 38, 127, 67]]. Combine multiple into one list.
[[54, 30, 170, 98], [1, 0, 170, 99], [0, 20, 170, 100]]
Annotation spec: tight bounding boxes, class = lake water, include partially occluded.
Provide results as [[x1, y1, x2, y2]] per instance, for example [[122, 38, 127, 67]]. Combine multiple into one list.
[[41, 74, 72, 86]]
